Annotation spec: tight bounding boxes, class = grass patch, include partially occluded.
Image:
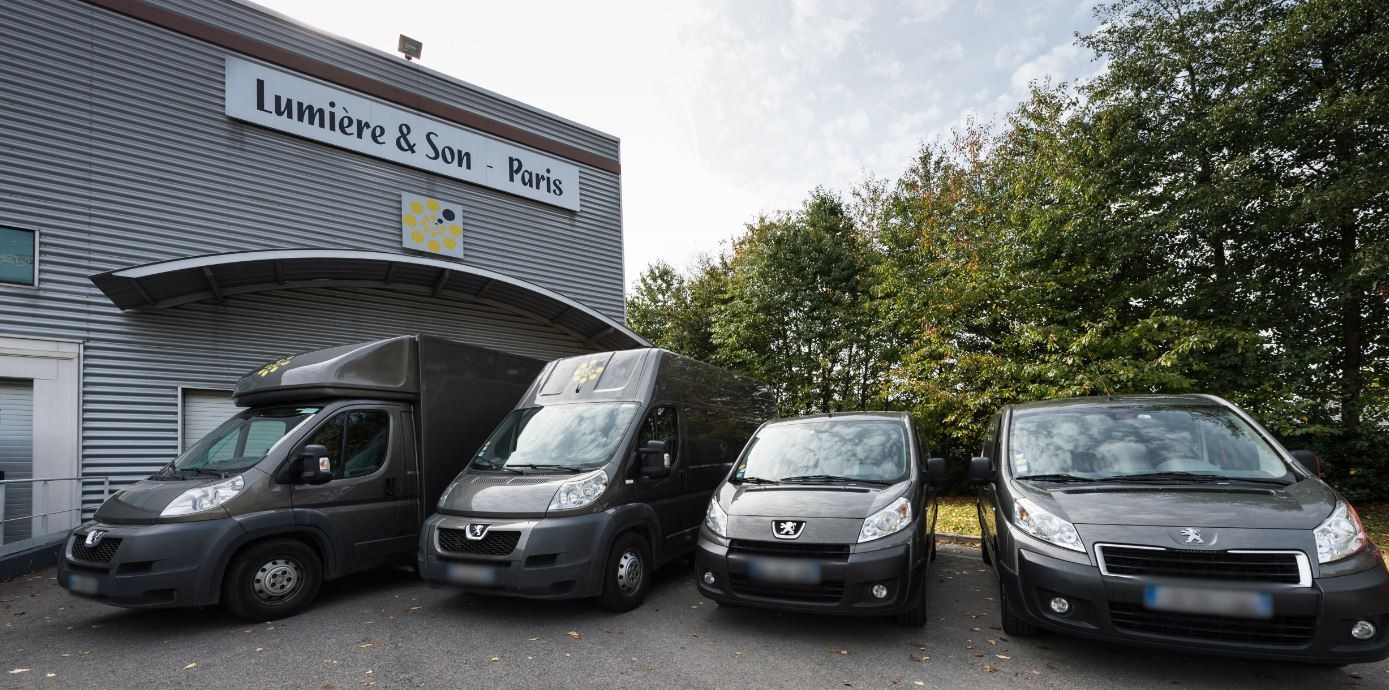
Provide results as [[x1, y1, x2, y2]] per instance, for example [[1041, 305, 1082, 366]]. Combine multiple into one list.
[[1358, 503, 1389, 549]]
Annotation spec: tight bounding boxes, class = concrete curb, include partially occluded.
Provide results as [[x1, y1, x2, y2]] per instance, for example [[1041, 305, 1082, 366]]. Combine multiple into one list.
[[937, 532, 981, 545]]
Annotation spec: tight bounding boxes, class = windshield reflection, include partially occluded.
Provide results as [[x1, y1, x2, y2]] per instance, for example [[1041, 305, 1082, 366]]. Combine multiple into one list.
[[471, 402, 641, 471], [734, 420, 907, 483], [173, 406, 320, 474]]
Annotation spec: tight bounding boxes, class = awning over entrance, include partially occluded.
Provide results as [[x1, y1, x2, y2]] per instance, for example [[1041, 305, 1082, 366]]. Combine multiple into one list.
[[89, 250, 648, 351]]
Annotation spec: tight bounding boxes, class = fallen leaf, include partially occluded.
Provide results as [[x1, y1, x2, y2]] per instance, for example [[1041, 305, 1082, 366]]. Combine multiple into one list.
[[255, 648, 265, 653], [46, 673, 56, 678], [359, 643, 383, 649], [995, 655, 1010, 660], [528, 637, 539, 641], [914, 682, 925, 687], [490, 656, 500, 663], [183, 663, 197, 670], [566, 631, 582, 640], [7, 669, 31, 675]]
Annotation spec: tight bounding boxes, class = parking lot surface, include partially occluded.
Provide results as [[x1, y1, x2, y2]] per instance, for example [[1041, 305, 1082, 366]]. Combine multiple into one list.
[[2, 543, 1384, 689]]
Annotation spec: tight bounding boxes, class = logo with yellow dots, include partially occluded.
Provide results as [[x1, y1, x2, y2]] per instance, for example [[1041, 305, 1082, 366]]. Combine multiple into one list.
[[571, 359, 606, 386], [257, 356, 294, 378], [401, 192, 464, 259]]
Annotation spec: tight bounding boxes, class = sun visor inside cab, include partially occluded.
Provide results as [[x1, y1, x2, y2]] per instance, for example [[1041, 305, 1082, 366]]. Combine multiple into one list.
[[233, 336, 419, 406]]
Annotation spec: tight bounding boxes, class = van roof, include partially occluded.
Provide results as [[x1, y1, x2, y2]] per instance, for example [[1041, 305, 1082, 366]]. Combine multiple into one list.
[[1008, 394, 1227, 412], [766, 411, 911, 426]]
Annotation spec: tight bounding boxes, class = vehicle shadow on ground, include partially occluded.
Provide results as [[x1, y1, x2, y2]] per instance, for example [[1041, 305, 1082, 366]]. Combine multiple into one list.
[[432, 557, 697, 621]]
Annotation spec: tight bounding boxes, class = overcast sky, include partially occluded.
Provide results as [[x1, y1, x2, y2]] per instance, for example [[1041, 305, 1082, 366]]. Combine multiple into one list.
[[258, 0, 1103, 285]]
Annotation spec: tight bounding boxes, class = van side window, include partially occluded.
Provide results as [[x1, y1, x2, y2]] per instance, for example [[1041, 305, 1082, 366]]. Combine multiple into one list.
[[636, 406, 680, 465], [305, 410, 391, 479], [982, 413, 1002, 461]]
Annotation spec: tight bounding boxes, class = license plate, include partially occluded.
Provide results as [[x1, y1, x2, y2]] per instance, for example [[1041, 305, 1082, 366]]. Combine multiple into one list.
[[68, 573, 100, 596], [747, 558, 821, 585], [446, 563, 498, 586], [1144, 585, 1273, 619]]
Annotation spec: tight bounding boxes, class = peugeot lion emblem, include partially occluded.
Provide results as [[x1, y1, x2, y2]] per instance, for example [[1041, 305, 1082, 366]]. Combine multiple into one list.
[[773, 520, 806, 540], [1180, 527, 1203, 544], [84, 530, 108, 547], [465, 524, 490, 541]]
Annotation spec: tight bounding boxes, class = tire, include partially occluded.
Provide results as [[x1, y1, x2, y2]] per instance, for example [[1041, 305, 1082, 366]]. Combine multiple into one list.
[[597, 531, 653, 612], [894, 570, 929, 626], [222, 539, 323, 621], [998, 572, 1038, 637]]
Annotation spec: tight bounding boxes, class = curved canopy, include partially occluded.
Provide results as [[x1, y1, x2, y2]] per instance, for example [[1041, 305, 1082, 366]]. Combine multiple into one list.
[[89, 249, 648, 351]]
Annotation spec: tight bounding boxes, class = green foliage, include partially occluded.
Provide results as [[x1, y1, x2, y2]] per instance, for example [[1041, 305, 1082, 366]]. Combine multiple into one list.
[[626, 0, 1389, 497]]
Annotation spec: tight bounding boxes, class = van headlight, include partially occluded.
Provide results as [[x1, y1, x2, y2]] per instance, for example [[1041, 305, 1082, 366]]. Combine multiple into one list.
[[1314, 499, 1367, 563], [548, 470, 607, 511], [705, 499, 729, 538], [859, 496, 912, 542], [160, 475, 244, 517], [1013, 497, 1084, 552]]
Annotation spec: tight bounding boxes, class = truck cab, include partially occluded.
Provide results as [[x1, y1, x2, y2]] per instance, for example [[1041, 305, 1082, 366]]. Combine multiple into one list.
[[57, 336, 539, 620]]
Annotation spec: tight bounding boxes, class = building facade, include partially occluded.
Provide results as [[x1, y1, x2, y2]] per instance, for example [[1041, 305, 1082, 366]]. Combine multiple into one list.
[[0, 0, 642, 539]]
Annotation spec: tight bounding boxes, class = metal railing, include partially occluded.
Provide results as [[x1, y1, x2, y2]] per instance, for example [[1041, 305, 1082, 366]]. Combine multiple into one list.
[[0, 476, 113, 557]]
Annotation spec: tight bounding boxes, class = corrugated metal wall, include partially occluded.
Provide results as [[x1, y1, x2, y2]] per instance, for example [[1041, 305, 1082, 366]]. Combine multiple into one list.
[[0, 0, 631, 513]]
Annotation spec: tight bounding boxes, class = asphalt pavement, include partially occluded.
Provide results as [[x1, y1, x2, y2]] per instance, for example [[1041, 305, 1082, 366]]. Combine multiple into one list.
[[2, 543, 1385, 689]]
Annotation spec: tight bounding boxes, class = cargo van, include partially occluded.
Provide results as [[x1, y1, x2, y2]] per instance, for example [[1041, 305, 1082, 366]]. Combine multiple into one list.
[[57, 336, 540, 620], [418, 348, 777, 611], [694, 412, 948, 625], [971, 394, 1389, 663]]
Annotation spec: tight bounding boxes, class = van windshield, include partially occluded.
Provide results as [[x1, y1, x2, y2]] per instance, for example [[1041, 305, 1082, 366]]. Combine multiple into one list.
[[1008, 405, 1295, 483], [172, 406, 321, 475], [471, 402, 642, 472], [733, 420, 908, 484]]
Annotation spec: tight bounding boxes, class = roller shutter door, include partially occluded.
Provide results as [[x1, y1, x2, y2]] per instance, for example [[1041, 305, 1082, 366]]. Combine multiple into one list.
[[0, 379, 34, 544], [181, 389, 239, 451]]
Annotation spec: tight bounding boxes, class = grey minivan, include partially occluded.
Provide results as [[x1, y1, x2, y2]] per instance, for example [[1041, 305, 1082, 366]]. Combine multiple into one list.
[[971, 394, 1389, 663], [695, 412, 947, 625]]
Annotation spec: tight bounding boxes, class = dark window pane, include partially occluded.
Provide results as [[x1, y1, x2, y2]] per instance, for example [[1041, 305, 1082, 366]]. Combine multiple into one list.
[[341, 410, 390, 478], [637, 406, 679, 462], [307, 415, 346, 466], [0, 228, 35, 285]]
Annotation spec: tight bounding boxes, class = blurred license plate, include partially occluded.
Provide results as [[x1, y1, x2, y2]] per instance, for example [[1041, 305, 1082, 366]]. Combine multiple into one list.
[[748, 558, 821, 585], [68, 573, 99, 595], [1144, 585, 1273, 619], [446, 563, 498, 586]]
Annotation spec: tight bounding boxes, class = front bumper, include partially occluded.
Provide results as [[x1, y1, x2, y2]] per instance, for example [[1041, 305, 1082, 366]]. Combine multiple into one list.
[[694, 536, 917, 615], [56, 518, 246, 609], [1003, 546, 1389, 664], [417, 511, 612, 600]]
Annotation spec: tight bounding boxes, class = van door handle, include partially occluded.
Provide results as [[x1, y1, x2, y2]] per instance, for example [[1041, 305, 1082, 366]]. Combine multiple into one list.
[[384, 477, 397, 496]]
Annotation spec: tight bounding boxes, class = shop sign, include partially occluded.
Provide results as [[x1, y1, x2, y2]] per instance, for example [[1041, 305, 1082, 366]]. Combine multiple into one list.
[[401, 193, 464, 259], [225, 57, 580, 212]]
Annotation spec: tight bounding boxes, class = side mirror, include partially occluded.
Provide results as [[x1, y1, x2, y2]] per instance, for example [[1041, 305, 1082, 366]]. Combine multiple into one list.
[[299, 443, 333, 485], [924, 457, 948, 486], [969, 456, 995, 485], [1290, 450, 1320, 477], [637, 440, 671, 479]]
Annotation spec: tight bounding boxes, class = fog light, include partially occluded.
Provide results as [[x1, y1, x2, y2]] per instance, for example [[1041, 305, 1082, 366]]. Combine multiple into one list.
[[702, 571, 715, 586], [872, 584, 889, 600], [1049, 597, 1071, 615], [1352, 620, 1377, 640]]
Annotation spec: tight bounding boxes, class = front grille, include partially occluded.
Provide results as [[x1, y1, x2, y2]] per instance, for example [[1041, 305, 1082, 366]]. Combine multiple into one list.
[[1099, 546, 1304, 585], [438, 528, 520, 557], [1108, 602, 1316, 646], [728, 539, 851, 560], [71, 535, 122, 563], [728, 573, 846, 603]]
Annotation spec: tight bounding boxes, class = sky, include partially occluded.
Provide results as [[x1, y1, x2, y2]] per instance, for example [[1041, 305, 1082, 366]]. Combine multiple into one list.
[[257, 0, 1104, 286]]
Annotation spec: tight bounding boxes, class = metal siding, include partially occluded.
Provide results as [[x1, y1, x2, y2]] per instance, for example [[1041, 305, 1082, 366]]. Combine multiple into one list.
[[180, 389, 237, 451], [0, 0, 629, 514], [0, 381, 35, 543]]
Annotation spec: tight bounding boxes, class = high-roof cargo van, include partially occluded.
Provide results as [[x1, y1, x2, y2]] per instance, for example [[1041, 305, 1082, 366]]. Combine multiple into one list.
[[418, 348, 777, 611], [58, 336, 541, 620]]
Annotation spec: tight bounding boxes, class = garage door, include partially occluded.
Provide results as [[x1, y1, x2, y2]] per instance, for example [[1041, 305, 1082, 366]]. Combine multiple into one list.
[[0, 379, 34, 544], [181, 389, 239, 451]]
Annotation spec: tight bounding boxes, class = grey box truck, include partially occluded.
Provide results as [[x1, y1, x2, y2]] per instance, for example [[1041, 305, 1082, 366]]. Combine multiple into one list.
[[57, 335, 541, 620], [418, 348, 777, 611]]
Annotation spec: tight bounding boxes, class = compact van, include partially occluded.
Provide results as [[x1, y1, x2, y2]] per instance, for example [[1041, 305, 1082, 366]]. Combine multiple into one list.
[[58, 336, 540, 619], [695, 412, 948, 625], [418, 348, 777, 611], [972, 394, 1389, 663]]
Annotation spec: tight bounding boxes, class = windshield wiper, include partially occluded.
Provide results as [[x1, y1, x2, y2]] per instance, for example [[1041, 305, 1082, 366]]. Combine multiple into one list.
[[179, 467, 228, 479], [1015, 473, 1097, 483], [779, 474, 894, 486], [506, 464, 586, 474], [472, 462, 524, 474], [1102, 472, 1293, 486], [732, 476, 779, 485]]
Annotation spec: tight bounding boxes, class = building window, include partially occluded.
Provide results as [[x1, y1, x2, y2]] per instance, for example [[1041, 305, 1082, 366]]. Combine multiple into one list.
[[0, 228, 36, 286]]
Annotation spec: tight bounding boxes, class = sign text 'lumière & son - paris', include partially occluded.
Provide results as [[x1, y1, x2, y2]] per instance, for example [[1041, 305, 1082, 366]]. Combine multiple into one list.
[[224, 57, 581, 212]]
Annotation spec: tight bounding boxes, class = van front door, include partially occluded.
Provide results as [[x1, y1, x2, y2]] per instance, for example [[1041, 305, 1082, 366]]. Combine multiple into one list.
[[631, 404, 687, 557], [291, 407, 412, 566]]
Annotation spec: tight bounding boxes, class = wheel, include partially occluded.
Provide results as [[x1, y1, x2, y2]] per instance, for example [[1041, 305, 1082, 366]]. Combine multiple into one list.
[[597, 531, 652, 612], [222, 539, 323, 621], [894, 571, 929, 626], [998, 572, 1037, 636]]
